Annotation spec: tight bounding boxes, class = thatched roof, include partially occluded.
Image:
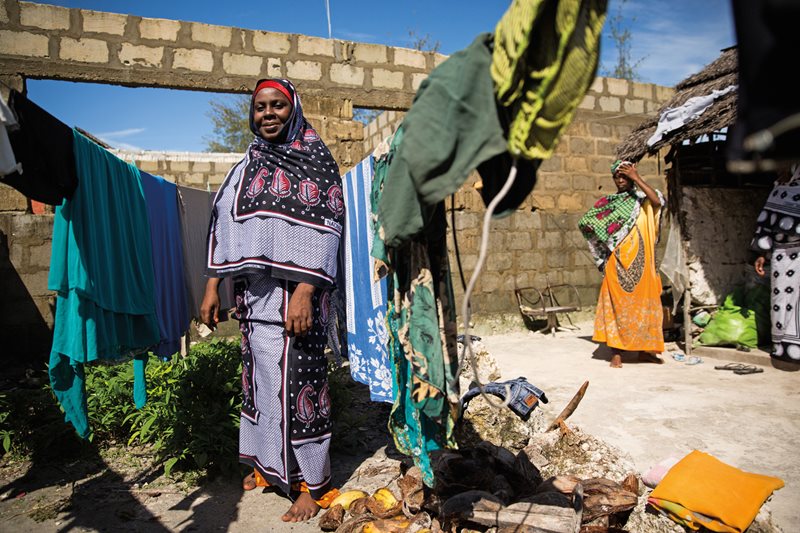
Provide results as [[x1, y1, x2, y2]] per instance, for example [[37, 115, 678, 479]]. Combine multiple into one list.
[[616, 47, 738, 161]]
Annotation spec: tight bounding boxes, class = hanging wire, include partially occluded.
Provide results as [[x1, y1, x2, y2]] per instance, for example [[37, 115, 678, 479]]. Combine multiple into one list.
[[457, 161, 518, 409]]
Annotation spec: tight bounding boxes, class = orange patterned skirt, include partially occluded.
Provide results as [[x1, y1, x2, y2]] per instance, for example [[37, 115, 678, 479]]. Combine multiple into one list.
[[593, 203, 664, 353]]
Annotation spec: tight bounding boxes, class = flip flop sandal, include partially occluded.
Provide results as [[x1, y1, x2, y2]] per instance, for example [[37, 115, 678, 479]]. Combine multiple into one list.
[[734, 366, 764, 375], [714, 363, 748, 371]]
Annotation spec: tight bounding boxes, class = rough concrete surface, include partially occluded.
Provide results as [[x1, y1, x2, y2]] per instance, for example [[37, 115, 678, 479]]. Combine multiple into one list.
[[1, 322, 796, 532]]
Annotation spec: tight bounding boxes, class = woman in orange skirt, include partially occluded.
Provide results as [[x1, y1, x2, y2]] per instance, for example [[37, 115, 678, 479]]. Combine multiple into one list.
[[579, 160, 665, 367]]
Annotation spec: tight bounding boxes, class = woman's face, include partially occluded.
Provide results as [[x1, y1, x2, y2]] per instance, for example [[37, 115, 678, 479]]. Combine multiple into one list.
[[612, 171, 633, 193], [253, 88, 293, 142]]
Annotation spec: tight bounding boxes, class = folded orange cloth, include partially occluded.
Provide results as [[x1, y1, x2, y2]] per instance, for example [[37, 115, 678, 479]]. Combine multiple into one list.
[[648, 450, 784, 532]]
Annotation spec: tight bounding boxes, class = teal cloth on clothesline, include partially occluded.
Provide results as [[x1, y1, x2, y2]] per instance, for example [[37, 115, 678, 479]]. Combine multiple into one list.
[[48, 129, 159, 438]]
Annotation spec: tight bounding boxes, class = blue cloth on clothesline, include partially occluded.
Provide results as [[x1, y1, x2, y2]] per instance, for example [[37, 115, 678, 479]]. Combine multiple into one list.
[[342, 156, 393, 403], [140, 171, 190, 359]]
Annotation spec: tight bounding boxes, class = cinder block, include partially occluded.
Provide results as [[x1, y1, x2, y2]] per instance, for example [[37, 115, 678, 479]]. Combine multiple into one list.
[[578, 95, 595, 110], [119, 43, 163, 68], [0, 184, 29, 211], [564, 157, 589, 173], [572, 175, 596, 191], [222, 52, 262, 76], [191, 22, 232, 48], [82, 10, 127, 35], [173, 48, 214, 72], [632, 82, 653, 100], [192, 161, 212, 173], [557, 193, 584, 212], [433, 53, 449, 67], [372, 68, 403, 89], [353, 43, 387, 63], [139, 18, 180, 41], [0, 30, 49, 58], [411, 73, 427, 91], [137, 159, 160, 172], [569, 137, 595, 156], [606, 78, 629, 96], [60, 37, 109, 63], [394, 48, 426, 69], [20, 3, 70, 30], [598, 96, 621, 113], [329, 64, 364, 86], [287, 60, 322, 81], [28, 242, 51, 269], [655, 85, 674, 102], [298, 35, 334, 57], [589, 77, 604, 94], [624, 99, 644, 114], [169, 160, 190, 172], [252, 31, 290, 54]]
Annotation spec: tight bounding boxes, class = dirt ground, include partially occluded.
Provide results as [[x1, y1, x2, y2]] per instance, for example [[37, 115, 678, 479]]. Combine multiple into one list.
[[1, 321, 797, 532]]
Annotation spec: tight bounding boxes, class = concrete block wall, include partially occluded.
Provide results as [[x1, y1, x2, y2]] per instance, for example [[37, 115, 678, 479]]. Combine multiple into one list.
[[0, 213, 54, 362], [0, 0, 442, 110], [112, 151, 243, 189]]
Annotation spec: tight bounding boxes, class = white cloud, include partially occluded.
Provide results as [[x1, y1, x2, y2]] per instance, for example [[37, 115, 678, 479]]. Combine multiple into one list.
[[95, 127, 146, 139], [600, 0, 736, 86]]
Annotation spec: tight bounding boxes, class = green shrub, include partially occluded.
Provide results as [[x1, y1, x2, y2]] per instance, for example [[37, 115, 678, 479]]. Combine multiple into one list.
[[1, 339, 364, 478]]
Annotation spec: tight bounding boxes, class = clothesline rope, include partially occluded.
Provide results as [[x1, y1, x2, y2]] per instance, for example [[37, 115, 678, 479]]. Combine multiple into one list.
[[457, 160, 518, 410]]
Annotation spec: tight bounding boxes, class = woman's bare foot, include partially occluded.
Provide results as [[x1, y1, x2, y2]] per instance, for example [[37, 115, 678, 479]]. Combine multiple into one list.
[[638, 352, 664, 364], [610, 354, 623, 368], [242, 472, 257, 491], [281, 492, 320, 522]]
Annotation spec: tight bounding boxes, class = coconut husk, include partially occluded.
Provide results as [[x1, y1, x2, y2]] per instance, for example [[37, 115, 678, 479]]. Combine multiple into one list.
[[335, 513, 375, 533], [319, 504, 345, 531], [398, 466, 425, 514], [348, 497, 370, 517], [621, 473, 639, 496], [580, 478, 637, 523]]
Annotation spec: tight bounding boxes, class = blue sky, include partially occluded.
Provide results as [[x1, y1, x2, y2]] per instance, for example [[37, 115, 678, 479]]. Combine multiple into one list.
[[28, 0, 735, 152]]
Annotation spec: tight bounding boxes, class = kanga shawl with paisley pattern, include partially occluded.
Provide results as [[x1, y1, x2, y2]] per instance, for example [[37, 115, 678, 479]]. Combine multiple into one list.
[[579, 188, 665, 270], [208, 79, 345, 287]]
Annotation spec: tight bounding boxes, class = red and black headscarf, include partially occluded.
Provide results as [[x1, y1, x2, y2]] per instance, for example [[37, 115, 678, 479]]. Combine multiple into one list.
[[207, 79, 344, 286]]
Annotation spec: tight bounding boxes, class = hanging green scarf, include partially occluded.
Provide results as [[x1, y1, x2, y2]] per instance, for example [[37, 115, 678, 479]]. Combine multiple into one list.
[[579, 190, 644, 270]]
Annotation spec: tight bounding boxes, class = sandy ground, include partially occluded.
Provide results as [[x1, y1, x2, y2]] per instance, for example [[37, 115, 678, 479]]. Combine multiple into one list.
[[482, 325, 800, 529], [1, 322, 797, 532]]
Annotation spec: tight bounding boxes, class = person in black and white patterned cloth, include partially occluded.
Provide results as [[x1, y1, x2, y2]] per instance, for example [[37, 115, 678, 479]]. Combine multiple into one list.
[[201, 78, 344, 522], [753, 165, 800, 363]]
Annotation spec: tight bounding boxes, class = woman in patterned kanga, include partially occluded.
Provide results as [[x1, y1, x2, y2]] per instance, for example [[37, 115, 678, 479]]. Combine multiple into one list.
[[201, 79, 344, 522], [579, 160, 665, 368]]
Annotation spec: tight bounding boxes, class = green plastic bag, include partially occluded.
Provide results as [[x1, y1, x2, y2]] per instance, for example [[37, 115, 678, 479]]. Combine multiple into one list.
[[697, 287, 759, 348]]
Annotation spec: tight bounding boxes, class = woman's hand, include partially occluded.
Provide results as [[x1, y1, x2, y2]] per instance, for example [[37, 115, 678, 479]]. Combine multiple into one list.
[[286, 283, 315, 336], [618, 162, 662, 206], [200, 278, 221, 330], [754, 256, 767, 277]]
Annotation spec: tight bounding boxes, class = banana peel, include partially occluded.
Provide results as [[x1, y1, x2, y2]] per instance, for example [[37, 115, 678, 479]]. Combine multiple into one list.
[[366, 487, 403, 519], [329, 489, 369, 511], [372, 487, 399, 508]]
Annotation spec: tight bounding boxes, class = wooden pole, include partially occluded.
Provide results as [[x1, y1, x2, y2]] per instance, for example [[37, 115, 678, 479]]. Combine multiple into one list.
[[684, 287, 692, 355]]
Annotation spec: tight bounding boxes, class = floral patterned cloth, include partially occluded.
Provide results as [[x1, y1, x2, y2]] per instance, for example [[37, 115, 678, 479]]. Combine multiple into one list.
[[341, 155, 393, 402], [371, 126, 460, 487]]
